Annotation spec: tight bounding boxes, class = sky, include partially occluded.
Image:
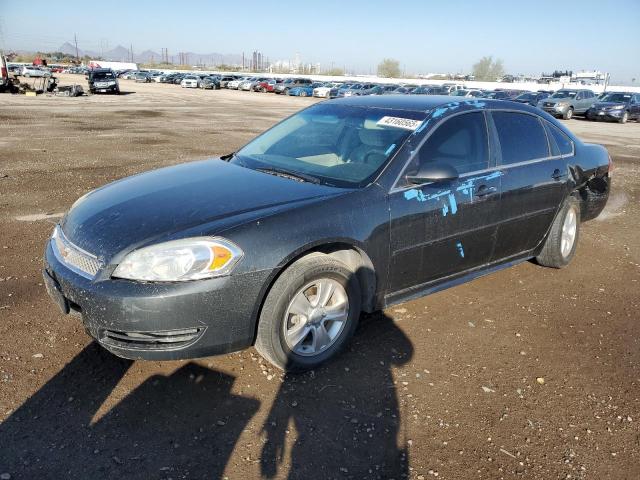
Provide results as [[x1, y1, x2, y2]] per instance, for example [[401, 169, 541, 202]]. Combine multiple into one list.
[[1, 0, 639, 84]]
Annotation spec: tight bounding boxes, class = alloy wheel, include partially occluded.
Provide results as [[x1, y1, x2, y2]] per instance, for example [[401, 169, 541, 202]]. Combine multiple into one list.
[[283, 279, 349, 356]]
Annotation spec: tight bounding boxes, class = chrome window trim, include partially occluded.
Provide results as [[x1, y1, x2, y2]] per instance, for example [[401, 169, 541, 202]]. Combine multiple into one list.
[[390, 107, 574, 194]]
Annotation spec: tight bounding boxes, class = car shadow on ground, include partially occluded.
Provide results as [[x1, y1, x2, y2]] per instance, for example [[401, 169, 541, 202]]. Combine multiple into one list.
[[0, 313, 413, 479]]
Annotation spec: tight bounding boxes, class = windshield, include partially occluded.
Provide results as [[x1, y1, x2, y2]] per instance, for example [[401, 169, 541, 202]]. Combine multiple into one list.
[[233, 103, 426, 188], [600, 93, 631, 103], [516, 92, 536, 100], [551, 90, 577, 98], [92, 72, 114, 79]]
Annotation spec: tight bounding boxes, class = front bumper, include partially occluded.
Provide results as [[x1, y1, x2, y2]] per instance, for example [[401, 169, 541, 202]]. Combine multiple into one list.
[[44, 240, 272, 360], [91, 84, 118, 93], [586, 108, 625, 121], [541, 105, 568, 116]]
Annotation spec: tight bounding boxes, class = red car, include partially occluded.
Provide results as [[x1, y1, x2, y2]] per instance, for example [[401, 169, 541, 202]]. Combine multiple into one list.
[[253, 79, 280, 93]]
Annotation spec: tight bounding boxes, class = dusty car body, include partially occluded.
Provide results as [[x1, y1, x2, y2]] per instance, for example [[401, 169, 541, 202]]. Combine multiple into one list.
[[44, 96, 611, 371]]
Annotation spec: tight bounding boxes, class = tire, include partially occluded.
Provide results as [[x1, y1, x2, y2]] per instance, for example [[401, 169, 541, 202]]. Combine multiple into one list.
[[284, 88, 290, 96], [300, 90, 307, 97], [255, 254, 361, 372], [536, 197, 580, 268], [261, 87, 267, 93], [563, 107, 574, 120], [618, 111, 629, 124]]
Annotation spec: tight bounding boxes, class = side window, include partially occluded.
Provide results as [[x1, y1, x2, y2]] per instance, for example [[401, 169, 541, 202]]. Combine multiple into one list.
[[546, 123, 574, 156], [410, 112, 489, 177], [492, 112, 549, 164], [575, 92, 583, 100]]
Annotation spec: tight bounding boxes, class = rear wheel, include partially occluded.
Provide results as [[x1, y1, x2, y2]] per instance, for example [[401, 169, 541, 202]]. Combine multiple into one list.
[[255, 254, 361, 372], [300, 90, 307, 97], [536, 198, 580, 268]]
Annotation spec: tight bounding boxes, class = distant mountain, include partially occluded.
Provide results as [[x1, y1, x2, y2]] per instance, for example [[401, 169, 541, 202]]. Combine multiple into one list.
[[58, 42, 78, 56], [55, 43, 244, 66]]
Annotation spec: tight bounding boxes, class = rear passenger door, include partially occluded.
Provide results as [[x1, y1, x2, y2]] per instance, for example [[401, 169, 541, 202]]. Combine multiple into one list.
[[490, 111, 570, 260]]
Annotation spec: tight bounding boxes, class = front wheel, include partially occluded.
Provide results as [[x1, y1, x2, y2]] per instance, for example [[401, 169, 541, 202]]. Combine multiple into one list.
[[619, 111, 629, 124], [563, 107, 574, 120], [536, 198, 580, 268], [255, 254, 361, 372]]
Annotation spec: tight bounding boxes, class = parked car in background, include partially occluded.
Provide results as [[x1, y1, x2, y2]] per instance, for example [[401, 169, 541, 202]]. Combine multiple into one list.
[[539, 89, 596, 119], [344, 83, 379, 96], [180, 75, 200, 88], [134, 72, 152, 83], [254, 79, 278, 93], [440, 83, 465, 94], [44, 96, 611, 372], [313, 82, 343, 98], [20, 65, 51, 77], [383, 86, 415, 95], [226, 77, 249, 89], [87, 68, 120, 94], [359, 84, 399, 96], [238, 79, 254, 91], [219, 75, 239, 88], [275, 78, 313, 95], [288, 82, 325, 97], [410, 86, 447, 95], [586, 92, 640, 123], [200, 76, 221, 90], [513, 91, 551, 106], [480, 90, 520, 100], [329, 83, 357, 98], [450, 89, 484, 98], [1, 54, 9, 92], [172, 74, 187, 84]]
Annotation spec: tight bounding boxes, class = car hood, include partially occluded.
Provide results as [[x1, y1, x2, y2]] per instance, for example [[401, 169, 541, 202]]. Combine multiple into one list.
[[61, 159, 346, 261]]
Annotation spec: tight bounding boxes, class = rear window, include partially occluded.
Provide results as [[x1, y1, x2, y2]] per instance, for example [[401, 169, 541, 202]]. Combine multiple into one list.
[[545, 123, 574, 156], [492, 112, 549, 164]]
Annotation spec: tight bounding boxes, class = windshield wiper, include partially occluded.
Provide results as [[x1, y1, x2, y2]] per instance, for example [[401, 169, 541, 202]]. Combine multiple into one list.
[[256, 167, 321, 184], [220, 152, 235, 161]]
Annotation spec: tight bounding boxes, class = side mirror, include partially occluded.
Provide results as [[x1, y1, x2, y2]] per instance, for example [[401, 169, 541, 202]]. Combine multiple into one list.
[[406, 163, 459, 185]]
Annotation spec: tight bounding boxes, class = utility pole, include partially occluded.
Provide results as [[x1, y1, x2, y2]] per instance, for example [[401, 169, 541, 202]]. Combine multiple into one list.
[[74, 33, 79, 62], [130, 44, 133, 63]]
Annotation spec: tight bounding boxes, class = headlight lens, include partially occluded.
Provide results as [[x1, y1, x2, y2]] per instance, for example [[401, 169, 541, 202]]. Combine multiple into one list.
[[112, 237, 243, 282], [556, 102, 568, 107], [610, 105, 625, 110]]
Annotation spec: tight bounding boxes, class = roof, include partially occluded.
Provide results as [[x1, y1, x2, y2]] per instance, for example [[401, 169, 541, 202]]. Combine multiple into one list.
[[327, 94, 534, 113]]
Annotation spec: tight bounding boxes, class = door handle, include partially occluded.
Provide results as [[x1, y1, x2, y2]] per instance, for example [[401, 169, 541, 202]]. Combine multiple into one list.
[[475, 185, 497, 197], [551, 169, 566, 181]]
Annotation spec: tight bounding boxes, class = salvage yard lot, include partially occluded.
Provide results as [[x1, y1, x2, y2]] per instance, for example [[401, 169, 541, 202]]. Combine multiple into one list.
[[1, 75, 639, 479]]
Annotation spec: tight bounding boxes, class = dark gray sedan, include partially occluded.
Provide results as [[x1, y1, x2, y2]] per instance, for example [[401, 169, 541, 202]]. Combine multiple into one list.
[[44, 96, 611, 371]]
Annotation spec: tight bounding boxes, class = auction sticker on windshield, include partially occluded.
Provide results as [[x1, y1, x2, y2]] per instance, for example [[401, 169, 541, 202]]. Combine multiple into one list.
[[377, 116, 423, 131]]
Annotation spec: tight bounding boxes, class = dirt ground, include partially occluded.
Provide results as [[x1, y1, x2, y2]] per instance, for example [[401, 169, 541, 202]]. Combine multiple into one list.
[[0, 75, 639, 480]]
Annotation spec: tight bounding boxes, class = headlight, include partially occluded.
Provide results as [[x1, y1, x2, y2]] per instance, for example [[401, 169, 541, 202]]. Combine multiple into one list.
[[556, 102, 568, 107], [610, 105, 625, 110], [112, 237, 243, 282]]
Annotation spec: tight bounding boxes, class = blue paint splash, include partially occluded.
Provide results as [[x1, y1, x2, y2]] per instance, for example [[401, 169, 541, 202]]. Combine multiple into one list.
[[456, 241, 465, 258], [456, 171, 504, 200], [404, 188, 450, 203], [385, 143, 396, 156]]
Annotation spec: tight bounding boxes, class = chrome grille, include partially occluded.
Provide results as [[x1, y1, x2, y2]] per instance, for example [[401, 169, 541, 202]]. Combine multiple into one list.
[[52, 226, 102, 278]]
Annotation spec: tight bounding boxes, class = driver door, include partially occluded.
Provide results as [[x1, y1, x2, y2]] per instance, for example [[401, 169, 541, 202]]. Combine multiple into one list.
[[387, 111, 501, 296]]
